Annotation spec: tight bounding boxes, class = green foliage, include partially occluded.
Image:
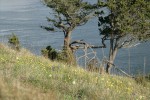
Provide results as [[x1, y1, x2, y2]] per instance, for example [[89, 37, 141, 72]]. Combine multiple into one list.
[[98, 0, 150, 40], [42, 0, 97, 63], [8, 33, 20, 51], [58, 48, 76, 65], [41, 45, 76, 65], [42, 0, 96, 32], [41, 46, 58, 60], [97, 0, 150, 73]]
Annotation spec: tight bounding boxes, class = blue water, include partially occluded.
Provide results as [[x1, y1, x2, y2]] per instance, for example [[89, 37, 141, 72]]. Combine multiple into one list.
[[0, 0, 150, 75]]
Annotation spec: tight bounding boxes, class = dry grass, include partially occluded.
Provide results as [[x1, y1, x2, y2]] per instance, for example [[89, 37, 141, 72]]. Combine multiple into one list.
[[0, 43, 150, 100], [0, 77, 57, 100]]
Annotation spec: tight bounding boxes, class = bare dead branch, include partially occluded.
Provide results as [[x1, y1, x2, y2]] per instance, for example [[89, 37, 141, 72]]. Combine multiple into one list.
[[69, 37, 106, 51]]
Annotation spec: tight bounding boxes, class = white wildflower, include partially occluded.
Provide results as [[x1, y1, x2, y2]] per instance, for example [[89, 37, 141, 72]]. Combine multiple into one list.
[[49, 74, 52, 78], [72, 80, 76, 85]]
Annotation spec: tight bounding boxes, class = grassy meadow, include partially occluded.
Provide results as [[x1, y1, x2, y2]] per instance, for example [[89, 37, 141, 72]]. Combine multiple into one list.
[[0, 43, 150, 100]]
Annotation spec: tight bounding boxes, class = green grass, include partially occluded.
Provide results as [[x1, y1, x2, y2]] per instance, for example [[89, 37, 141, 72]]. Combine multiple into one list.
[[0, 43, 150, 100]]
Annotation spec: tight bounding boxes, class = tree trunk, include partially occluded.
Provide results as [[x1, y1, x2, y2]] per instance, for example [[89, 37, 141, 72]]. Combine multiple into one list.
[[63, 31, 76, 65], [64, 31, 72, 49], [106, 38, 118, 74], [106, 47, 118, 74]]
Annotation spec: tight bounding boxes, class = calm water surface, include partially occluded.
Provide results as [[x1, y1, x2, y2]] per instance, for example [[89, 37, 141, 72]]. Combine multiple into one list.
[[0, 0, 150, 74]]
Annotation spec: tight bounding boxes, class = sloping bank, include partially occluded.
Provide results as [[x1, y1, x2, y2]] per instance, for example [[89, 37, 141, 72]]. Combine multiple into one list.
[[0, 44, 150, 100]]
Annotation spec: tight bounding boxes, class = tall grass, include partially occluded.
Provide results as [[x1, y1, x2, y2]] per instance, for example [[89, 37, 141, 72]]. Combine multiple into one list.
[[0, 44, 150, 100]]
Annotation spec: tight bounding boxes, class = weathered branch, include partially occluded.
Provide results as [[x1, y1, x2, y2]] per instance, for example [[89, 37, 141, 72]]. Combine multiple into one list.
[[69, 38, 106, 51]]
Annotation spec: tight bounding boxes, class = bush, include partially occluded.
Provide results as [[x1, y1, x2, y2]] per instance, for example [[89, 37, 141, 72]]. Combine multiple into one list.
[[57, 47, 76, 65], [135, 75, 150, 86], [41, 49, 49, 58], [41, 46, 58, 60], [145, 74, 150, 81], [41, 46, 76, 65], [8, 33, 20, 51]]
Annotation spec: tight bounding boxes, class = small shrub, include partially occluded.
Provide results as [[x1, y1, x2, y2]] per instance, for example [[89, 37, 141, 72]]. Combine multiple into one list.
[[135, 76, 147, 86], [145, 74, 150, 81], [41, 46, 76, 65], [41, 49, 49, 58], [57, 48, 76, 65], [41, 46, 58, 60], [87, 59, 101, 73], [8, 33, 20, 51]]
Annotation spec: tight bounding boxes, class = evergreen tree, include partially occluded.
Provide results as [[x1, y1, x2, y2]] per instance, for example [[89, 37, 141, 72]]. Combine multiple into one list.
[[42, 0, 97, 64], [98, 0, 150, 73], [42, 0, 96, 49]]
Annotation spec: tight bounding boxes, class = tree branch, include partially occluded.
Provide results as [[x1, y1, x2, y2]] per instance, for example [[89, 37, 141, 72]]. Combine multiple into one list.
[[69, 38, 106, 51]]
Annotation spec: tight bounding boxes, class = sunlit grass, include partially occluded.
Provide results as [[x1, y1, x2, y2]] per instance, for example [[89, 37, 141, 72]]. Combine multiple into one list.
[[0, 43, 150, 100]]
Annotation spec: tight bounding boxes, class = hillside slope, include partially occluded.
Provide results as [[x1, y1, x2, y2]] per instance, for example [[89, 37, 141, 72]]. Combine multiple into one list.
[[0, 44, 150, 100]]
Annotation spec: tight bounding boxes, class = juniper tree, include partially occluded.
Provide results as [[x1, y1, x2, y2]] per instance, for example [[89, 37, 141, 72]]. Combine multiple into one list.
[[98, 0, 150, 74], [42, 0, 97, 63]]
